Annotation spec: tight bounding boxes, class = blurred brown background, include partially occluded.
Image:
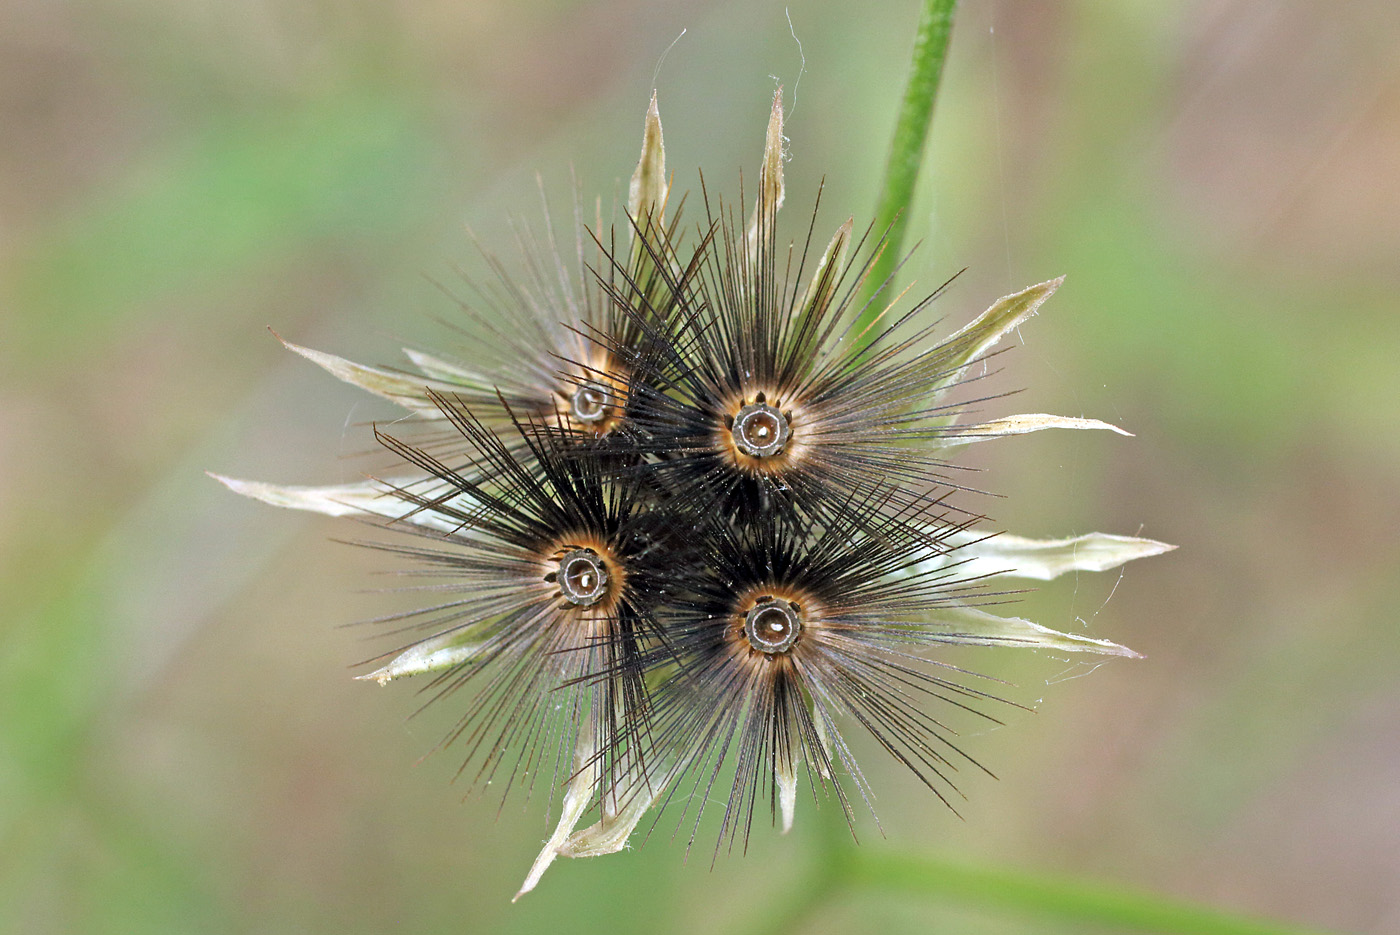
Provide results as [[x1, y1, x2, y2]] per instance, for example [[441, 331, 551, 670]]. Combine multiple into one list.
[[3, 1, 1399, 933]]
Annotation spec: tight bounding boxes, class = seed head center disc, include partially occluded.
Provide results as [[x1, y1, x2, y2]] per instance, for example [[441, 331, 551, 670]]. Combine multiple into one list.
[[558, 548, 609, 606], [570, 382, 610, 425], [744, 597, 802, 654], [732, 401, 791, 458]]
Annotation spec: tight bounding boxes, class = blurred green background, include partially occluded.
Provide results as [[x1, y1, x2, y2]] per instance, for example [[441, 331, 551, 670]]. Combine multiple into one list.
[[4, 1, 1399, 932]]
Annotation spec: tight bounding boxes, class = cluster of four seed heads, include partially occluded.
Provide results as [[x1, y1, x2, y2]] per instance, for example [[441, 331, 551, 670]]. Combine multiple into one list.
[[550, 382, 803, 650]]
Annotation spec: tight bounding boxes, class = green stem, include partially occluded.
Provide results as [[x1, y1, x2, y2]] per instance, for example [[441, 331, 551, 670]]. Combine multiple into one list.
[[843, 851, 1332, 935], [858, 0, 957, 336]]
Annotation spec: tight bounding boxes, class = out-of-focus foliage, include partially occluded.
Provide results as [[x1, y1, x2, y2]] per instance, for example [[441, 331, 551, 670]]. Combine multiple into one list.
[[3, 1, 1398, 933]]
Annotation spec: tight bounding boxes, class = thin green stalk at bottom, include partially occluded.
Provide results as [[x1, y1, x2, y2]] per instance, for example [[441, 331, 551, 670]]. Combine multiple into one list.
[[840, 850, 1332, 935], [741, 795, 1324, 935]]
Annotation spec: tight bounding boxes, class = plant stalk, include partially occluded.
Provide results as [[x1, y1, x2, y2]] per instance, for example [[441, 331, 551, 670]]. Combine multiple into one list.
[[858, 0, 958, 336]]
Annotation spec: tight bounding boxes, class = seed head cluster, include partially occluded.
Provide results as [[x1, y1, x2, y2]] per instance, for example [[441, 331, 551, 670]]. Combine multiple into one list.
[[214, 90, 1171, 899]]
